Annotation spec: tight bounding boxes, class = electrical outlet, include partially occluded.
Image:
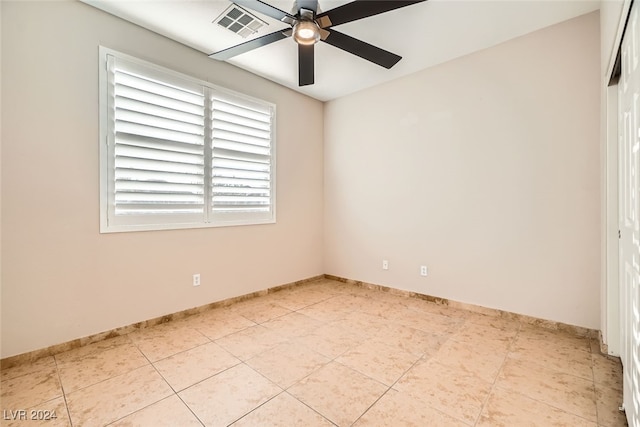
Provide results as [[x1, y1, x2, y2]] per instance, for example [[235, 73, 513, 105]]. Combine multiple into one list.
[[420, 266, 428, 276], [382, 259, 389, 270], [193, 273, 201, 286]]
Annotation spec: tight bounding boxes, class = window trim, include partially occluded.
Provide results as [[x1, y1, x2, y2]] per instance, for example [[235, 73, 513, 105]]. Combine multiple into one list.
[[99, 47, 276, 233]]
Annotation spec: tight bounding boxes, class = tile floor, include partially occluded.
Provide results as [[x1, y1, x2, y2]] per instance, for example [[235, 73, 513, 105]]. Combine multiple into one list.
[[0, 278, 628, 426]]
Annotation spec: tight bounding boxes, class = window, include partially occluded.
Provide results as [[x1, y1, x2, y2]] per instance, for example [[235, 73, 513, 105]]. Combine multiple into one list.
[[99, 47, 276, 233]]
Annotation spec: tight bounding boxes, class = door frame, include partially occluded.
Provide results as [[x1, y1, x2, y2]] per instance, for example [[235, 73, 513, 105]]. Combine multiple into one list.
[[604, 83, 620, 356], [604, 0, 632, 356]]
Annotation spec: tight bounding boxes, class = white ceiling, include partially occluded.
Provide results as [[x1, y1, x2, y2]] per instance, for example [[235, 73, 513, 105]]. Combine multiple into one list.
[[83, 0, 599, 101]]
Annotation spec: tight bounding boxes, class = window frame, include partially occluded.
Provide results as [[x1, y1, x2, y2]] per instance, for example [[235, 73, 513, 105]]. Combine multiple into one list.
[[99, 47, 276, 233]]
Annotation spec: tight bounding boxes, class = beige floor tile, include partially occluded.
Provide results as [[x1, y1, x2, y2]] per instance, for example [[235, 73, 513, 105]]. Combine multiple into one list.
[[304, 284, 336, 297], [54, 336, 132, 365], [0, 357, 57, 382], [449, 321, 515, 356], [108, 395, 202, 426], [298, 299, 350, 323], [326, 294, 370, 312], [57, 343, 149, 393], [231, 299, 292, 324], [496, 357, 597, 421], [153, 342, 240, 391], [215, 325, 289, 361], [288, 362, 387, 427], [391, 308, 462, 335], [404, 299, 470, 320], [246, 341, 329, 388], [477, 387, 597, 427], [593, 353, 624, 391], [465, 313, 520, 332], [367, 291, 406, 304], [66, 365, 173, 427], [517, 325, 591, 352], [371, 323, 447, 357], [296, 323, 365, 359], [386, 295, 429, 312], [270, 288, 332, 311], [128, 323, 209, 362], [231, 392, 333, 426], [262, 312, 322, 338], [348, 288, 381, 299], [354, 389, 469, 426], [433, 339, 504, 383], [355, 298, 406, 320], [316, 280, 352, 294], [1, 366, 63, 411], [393, 358, 492, 424], [1, 280, 607, 427], [2, 396, 70, 427], [179, 363, 281, 426], [511, 332, 593, 380], [189, 309, 256, 340], [595, 384, 628, 427], [335, 311, 391, 337], [335, 340, 420, 386], [337, 285, 366, 296]]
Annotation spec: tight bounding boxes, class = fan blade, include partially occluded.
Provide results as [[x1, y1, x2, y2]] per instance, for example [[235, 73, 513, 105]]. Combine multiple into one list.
[[298, 44, 314, 86], [322, 30, 401, 69], [296, 0, 318, 14], [209, 30, 289, 60], [316, 0, 426, 28], [234, 0, 295, 23]]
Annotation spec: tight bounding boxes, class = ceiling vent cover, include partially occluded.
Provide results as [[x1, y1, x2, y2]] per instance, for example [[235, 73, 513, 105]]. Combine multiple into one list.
[[215, 4, 267, 38]]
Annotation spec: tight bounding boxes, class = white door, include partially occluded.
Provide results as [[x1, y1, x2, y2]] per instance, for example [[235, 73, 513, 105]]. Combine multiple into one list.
[[618, 4, 640, 425]]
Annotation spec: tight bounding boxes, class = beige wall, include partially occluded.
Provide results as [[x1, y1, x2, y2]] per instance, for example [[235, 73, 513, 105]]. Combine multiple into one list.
[[0, 1, 324, 358], [324, 12, 601, 329]]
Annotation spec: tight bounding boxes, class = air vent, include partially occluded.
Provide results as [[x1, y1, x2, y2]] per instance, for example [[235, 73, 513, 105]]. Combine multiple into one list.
[[215, 4, 266, 38]]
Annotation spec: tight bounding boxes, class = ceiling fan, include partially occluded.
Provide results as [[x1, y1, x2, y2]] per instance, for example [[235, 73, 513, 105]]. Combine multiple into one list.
[[209, 0, 427, 86]]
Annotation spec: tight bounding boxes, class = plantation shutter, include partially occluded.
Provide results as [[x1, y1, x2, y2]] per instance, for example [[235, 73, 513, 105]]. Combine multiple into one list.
[[101, 48, 275, 232], [107, 55, 206, 225], [210, 92, 274, 221]]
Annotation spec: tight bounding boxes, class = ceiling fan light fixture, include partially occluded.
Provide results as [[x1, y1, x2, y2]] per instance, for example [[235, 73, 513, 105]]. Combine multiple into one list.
[[293, 20, 320, 45]]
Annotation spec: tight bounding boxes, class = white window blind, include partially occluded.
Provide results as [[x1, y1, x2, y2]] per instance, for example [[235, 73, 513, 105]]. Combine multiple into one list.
[[211, 94, 272, 216], [100, 48, 276, 233]]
